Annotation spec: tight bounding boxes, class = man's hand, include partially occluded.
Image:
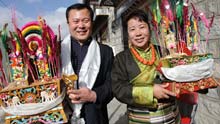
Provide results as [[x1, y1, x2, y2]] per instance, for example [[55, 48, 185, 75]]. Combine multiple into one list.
[[67, 87, 97, 104], [153, 83, 176, 99]]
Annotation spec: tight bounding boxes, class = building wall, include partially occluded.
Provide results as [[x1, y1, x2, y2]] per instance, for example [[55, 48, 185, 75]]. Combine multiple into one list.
[[94, 6, 124, 55], [107, 19, 124, 56], [191, 0, 220, 60], [104, 8, 124, 56]]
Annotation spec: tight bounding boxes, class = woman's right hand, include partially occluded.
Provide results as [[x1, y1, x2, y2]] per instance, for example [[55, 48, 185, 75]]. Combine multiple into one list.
[[153, 83, 176, 99]]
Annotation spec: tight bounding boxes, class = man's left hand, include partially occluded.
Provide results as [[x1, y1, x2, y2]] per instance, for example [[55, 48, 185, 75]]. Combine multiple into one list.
[[67, 87, 97, 104]]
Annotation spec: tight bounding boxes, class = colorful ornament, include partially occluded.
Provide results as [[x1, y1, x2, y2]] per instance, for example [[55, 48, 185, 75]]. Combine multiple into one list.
[[130, 44, 156, 65]]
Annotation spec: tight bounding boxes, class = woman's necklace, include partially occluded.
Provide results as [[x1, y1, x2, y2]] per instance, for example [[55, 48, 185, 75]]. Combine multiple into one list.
[[130, 44, 156, 65]]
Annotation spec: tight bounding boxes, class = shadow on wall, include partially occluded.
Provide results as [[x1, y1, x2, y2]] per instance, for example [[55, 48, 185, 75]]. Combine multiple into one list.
[[108, 98, 128, 124]]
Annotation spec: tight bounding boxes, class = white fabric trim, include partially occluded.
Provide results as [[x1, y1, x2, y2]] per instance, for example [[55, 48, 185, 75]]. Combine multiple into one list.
[[61, 35, 101, 123], [161, 58, 214, 82], [1, 88, 66, 116]]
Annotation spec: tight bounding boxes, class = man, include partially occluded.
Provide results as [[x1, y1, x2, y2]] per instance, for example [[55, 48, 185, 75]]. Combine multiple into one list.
[[61, 3, 113, 124]]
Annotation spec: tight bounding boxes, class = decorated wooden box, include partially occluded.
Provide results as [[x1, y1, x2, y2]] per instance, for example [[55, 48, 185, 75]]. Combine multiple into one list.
[[0, 17, 75, 123], [0, 79, 67, 124]]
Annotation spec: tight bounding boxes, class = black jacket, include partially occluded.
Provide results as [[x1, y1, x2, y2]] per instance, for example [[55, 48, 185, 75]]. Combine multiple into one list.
[[63, 43, 114, 124]]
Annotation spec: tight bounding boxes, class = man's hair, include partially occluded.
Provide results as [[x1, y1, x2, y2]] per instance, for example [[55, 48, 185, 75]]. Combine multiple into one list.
[[125, 9, 150, 28], [66, 3, 94, 23]]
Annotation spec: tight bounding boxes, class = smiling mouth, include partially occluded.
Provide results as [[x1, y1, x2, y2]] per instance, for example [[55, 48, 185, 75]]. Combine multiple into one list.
[[135, 38, 144, 42], [77, 31, 87, 35]]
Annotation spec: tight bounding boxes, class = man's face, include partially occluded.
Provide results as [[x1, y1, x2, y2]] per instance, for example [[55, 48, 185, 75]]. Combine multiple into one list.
[[67, 8, 92, 43]]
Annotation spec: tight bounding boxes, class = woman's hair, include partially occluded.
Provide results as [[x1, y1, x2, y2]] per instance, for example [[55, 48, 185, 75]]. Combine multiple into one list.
[[125, 9, 150, 29], [66, 3, 94, 23]]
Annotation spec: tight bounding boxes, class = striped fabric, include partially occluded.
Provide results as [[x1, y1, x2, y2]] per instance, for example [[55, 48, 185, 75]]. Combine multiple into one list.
[[128, 102, 180, 124]]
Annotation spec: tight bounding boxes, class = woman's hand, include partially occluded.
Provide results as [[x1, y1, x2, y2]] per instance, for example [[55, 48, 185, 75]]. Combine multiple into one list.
[[153, 83, 175, 99]]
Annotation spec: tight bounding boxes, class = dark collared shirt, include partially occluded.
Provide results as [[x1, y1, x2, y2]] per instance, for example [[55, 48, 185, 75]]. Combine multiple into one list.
[[70, 36, 91, 75]]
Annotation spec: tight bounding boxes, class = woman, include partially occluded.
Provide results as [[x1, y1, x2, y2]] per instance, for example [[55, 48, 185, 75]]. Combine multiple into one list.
[[111, 10, 180, 124]]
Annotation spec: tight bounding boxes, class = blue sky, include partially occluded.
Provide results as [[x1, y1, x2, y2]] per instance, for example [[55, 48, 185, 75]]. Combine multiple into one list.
[[1, 0, 80, 18], [0, 0, 82, 39]]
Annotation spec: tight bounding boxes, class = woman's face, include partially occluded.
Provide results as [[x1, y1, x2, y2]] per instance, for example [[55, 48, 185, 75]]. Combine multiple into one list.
[[127, 17, 150, 49]]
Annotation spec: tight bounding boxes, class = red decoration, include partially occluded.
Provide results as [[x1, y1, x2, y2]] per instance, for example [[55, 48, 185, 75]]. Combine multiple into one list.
[[130, 44, 156, 65]]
